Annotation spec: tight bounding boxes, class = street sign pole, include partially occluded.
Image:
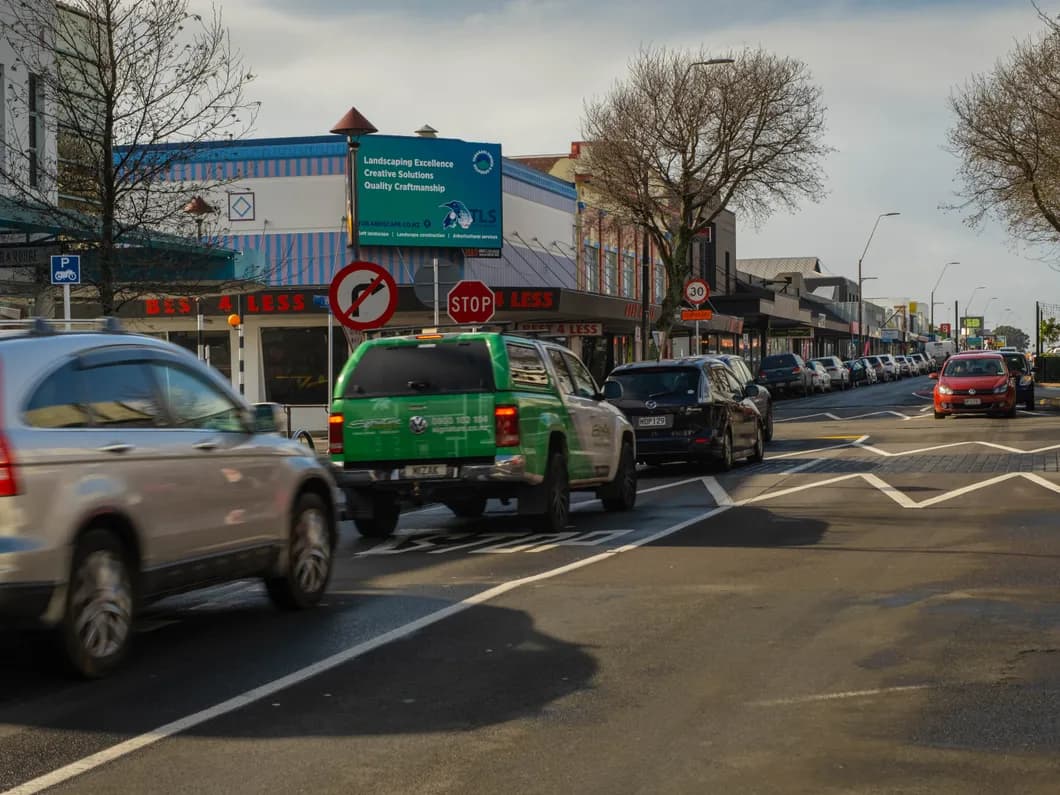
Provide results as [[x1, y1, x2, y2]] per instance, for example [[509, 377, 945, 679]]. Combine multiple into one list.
[[327, 312, 334, 412], [63, 283, 71, 330], [433, 257, 440, 327]]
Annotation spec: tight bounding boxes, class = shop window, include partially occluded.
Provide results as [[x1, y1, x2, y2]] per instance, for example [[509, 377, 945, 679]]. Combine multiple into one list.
[[262, 326, 348, 406], [604, 249, 617, 295], [167, 330, 232, 380], [621, 252, 635, 298]]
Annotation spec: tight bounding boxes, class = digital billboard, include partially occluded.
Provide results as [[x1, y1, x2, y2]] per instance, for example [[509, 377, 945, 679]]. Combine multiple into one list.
[[357, 135, 502, 250]]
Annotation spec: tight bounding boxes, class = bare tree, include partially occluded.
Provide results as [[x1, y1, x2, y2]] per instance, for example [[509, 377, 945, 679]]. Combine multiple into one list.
[[0, 0, 261, 314], [948, 6, 1060, 265], [581, 46, 830, 331]]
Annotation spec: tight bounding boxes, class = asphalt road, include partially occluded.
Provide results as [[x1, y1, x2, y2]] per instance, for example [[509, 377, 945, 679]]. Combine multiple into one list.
[[4, 374, 1060, 794]]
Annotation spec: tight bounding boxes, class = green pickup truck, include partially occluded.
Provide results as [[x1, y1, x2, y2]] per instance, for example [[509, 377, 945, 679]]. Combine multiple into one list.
[[329, 331, 637, 537]]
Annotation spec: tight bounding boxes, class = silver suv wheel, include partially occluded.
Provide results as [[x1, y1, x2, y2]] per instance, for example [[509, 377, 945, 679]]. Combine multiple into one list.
[[292, 506, 331, 596]]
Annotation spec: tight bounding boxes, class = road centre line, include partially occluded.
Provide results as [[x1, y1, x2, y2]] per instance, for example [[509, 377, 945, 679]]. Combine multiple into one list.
[[1, 505, 733, 795]]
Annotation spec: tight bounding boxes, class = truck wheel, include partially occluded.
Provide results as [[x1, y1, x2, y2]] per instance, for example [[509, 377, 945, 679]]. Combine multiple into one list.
[[354, 497, 400, 538], [445, 497, 487, 518], [600, 441, 637, 512], [536, 449, 570, 531], [266, 493, 334, 610], [62, 529, 135, 679]]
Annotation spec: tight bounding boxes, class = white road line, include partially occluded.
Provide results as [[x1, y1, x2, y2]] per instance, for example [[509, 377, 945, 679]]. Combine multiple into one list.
[[1, 505, 733, 795], [752, 684, 933, 707], [775, 409, 915, 423], [765, 434, 870, 460], [700, 476, 734, 507]]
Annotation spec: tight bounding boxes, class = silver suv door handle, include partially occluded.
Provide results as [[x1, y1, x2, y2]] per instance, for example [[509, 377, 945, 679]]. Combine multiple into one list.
[[193, 439, 220, 451], [98, 443, 134, 454]]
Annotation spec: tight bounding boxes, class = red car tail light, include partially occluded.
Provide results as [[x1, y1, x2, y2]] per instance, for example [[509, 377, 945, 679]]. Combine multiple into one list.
[[328, 413, 344, 455], [495, 405, 520, 447]]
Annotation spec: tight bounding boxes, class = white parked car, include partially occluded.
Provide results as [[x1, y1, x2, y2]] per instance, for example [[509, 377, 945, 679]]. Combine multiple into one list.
[[808, 360, 832, 392], [810, 356, 851, 391]]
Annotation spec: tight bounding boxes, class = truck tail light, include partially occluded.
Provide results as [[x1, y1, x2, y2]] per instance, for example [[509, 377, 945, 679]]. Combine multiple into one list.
[[495, 405, 519, 447], [328, 413, 344, 455]]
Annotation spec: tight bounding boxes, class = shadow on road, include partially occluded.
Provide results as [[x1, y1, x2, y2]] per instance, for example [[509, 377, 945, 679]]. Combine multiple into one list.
[[664, 506, 830, 548]]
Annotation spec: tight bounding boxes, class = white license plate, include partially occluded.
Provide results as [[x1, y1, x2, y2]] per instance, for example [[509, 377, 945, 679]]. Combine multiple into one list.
[[637, 415, 671, 428], [402, 464, 450, 479], [963, 398, 981, 406]]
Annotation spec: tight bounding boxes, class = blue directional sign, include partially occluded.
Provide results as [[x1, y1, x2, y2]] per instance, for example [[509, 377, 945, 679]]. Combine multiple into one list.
[[50, 255, 81, 286], [312, 294, 329, 309]]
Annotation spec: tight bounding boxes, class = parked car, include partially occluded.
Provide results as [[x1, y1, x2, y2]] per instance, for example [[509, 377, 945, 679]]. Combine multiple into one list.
[[1000, 351, 1035, 411], [856, 360, 881, 385], [329, 332, 636, 537], [879, 354, 901, 381], [862, 356, 886, 383], [605, 359, 764, 469], [895, 356, 913, 377], [932, 351, 1016, 418], [808, 360, 832, 392], [844, 359, 871, 386], [696, 354, 774, 441], [810, 356, 851, 390], [912, 352, 934, 373], [0, 320, 340, 677], [756, 352, 814, 397]]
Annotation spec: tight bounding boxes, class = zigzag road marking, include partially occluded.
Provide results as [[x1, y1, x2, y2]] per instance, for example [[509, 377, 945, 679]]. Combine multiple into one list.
[[853, 439, 1060, 457], [776, 410, 917, 423], [702, 470, 1060, 511]]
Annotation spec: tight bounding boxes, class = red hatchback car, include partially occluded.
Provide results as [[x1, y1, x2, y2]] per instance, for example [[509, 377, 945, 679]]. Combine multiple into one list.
[[931, 352, 1016, 419]]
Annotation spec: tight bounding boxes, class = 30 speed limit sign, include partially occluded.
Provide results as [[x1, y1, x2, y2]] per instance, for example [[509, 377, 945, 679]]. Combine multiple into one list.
[[684, 278, 710, 306]]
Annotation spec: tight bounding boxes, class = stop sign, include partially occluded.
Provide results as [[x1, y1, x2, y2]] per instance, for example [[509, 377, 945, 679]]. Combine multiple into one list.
[[447, 280, 496, 324]]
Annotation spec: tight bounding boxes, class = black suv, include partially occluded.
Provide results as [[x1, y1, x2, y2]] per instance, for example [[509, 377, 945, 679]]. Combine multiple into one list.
[[1000, 351, 1035, 410], [756, 352, 813, 397], [695, 354, 774, 441], [604, 359, 765, 470]]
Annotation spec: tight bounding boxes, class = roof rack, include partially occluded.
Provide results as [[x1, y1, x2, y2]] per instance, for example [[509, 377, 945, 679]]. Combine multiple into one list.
[[0, 317, 123, 335]]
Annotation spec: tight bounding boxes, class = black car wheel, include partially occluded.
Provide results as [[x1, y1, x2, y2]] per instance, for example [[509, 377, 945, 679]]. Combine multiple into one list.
[[600, 441, 637, 512], [764, 406, 774, 442], [716, 428, 734, 472], [266, 492, 334, 610], [355, 496, 400, 538], [749, 422, 765, 464], [62, 529, 135, 679], [537, 449, 571, 531], [934, 411, 946, 419]]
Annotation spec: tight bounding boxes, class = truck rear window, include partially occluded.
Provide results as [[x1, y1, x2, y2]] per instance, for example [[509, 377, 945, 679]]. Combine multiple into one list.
[[343, 340, 496, 397]]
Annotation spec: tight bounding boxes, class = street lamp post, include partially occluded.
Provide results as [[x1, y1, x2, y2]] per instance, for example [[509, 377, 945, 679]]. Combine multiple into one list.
[[856, 212, 899, 356], [330, 107, 378, 260], [930, 260, 959, 333]]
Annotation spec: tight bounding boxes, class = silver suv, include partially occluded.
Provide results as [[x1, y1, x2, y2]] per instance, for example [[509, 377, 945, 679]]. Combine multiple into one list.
[[0, 320, 339, 677]]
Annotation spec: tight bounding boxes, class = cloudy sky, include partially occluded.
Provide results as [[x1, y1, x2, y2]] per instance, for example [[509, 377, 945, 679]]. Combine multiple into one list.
[[200, 0, 1056, 334]]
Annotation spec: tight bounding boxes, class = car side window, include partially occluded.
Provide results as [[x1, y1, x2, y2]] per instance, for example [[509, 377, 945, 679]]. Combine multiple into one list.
[[24, 360, 91, 428], [82, 362, 165, 428], [707, 367, 734, 400], [506, 343, 550, 388], [562, 352, 600, 399], [723, 368, 746, 397], [547, 349, 576, 395], [731, 359, 752, 384], [151, 363, 246, 432]]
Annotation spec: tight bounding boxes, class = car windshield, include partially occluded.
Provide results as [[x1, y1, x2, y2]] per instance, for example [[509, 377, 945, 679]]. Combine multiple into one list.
[[609, 367, 702, 403], [943, 358, 1005, 377]]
